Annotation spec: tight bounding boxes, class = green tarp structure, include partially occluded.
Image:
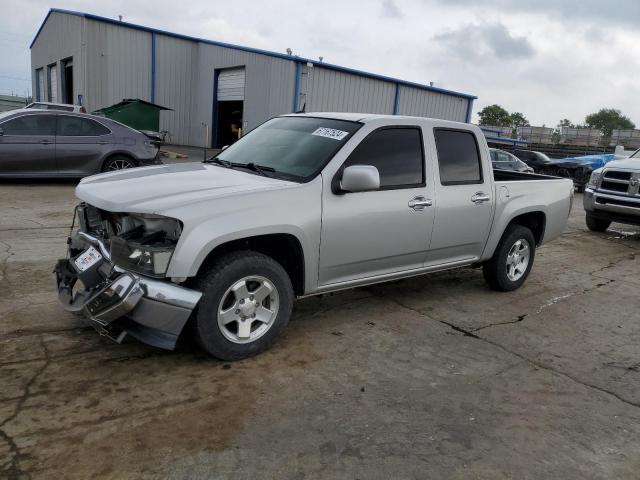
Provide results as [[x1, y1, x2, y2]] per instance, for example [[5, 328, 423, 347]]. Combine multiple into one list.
[[93, 98, 171, 132]]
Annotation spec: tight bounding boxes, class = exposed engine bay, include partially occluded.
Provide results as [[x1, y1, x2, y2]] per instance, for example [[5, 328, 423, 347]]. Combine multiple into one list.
[[75, 203, 182, 279]]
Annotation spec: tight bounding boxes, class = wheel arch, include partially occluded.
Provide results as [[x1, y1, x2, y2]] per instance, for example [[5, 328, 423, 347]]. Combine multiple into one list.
[[193, 233, 306, 296], [507, 211, 546, 246]]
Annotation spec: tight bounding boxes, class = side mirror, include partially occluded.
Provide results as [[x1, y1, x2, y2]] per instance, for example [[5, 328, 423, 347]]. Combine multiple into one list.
[[340, 165, 380, 193]]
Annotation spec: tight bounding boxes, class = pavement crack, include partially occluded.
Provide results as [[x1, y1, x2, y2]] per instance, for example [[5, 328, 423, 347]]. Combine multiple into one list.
[[385, 293, 640, 411], [0, 336, 51, 478], [473, 314, 527, 332]]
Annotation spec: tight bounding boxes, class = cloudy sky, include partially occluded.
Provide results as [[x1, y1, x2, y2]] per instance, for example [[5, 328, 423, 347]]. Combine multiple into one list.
[[2, 0, 639, 126]]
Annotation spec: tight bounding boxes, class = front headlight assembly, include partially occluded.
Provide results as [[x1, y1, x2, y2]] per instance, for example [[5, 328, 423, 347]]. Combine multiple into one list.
[[109, 214, 181, 277], [587, 171, 602, 188]]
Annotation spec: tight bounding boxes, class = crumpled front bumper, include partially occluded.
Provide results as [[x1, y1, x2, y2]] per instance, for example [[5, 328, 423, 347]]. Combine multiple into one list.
[[55, 232, 202, 350]]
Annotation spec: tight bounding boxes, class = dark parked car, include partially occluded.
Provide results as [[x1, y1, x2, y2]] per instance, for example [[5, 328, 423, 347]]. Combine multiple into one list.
[[513, 149, 552, 172], [490, 148, 534, 173], [0, 109, 161, 178]]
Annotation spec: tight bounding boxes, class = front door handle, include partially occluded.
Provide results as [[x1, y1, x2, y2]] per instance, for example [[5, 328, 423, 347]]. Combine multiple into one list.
[[408, 196, 433, 211], [39, 139, 53, 144], [471, 192, 491, 204]]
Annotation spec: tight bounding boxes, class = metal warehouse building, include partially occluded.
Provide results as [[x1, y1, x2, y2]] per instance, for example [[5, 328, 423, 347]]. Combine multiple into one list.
[[31, 8, 476, 147]]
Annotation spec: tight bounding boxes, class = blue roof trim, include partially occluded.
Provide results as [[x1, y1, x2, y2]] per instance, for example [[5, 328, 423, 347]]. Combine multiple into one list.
[[31, 8, 477, 101]]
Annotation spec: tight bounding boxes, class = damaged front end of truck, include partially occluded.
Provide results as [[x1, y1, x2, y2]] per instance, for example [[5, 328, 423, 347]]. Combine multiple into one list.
[[54, 203, 202, 349]]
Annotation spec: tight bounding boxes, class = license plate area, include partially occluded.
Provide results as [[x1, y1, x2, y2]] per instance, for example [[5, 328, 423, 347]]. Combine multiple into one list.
[[74, 246, 102, 272]]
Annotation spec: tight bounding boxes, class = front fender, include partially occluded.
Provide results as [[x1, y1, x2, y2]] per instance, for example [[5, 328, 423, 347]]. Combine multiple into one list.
[[165, 179, 323, 293]]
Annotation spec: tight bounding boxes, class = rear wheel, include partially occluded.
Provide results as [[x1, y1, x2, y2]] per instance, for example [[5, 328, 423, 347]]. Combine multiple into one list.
[[194, 251, 294, 361], [483, 225, 536, 292], [102, 155, 136, 172], [585, 213, 611, 232]]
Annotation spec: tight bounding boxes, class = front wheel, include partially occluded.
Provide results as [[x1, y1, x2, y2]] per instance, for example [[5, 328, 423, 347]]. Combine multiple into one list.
[[483, 225, 536, 292], [194, 251, 294, 361]]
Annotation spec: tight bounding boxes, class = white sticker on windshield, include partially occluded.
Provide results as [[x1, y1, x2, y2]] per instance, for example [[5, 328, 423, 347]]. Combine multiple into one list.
[[312, 127, 350, 141]]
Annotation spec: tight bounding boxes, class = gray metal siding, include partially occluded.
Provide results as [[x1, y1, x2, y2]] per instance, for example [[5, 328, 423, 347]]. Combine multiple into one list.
[[397, 85, 467, 122], [155, 35, 198, 145], [303, 66, 396, 114], [85, 19, 151, 113], [30, 11, 84, 104]]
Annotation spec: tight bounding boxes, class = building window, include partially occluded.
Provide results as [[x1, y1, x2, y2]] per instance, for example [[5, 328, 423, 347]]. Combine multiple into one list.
[[47, 63, 58, 103], [35, 68, 44, 102]]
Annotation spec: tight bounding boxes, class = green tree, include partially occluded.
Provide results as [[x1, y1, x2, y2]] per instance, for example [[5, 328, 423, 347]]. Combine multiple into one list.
[[478, 104, 511, 127], [509, 112, 529, 128], [557, 119, 575, 129], [585, 108, 635, 137]]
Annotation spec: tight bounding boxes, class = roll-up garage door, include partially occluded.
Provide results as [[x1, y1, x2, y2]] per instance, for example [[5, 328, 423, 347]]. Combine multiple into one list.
[[217, 68, 245, 101]]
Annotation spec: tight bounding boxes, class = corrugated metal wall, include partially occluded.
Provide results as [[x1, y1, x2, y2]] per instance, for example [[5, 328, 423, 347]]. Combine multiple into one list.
[[155, 35, 198, 145], [301, 66, 396, 114], [85, 19, 151, 112], [30, 12, 84, 104], [397, 85, 467, 122]]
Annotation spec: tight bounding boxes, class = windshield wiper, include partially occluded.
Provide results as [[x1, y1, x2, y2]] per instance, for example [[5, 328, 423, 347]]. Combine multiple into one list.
[[204, 157, 232, 168], [241, 162, 276, 177]]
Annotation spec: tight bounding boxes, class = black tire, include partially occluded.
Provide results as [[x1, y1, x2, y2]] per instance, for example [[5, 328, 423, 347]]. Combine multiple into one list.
[[483, 225, 536, 292], [194, 251, 294, 361], [102, 155, 136, 172], [585, 213, 611, 232]]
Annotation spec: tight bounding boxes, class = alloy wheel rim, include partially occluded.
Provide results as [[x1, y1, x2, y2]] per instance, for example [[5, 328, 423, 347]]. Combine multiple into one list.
[[506, 239, 530, 281], [108, 159, 134, 170], [217, 275, 279, 344]]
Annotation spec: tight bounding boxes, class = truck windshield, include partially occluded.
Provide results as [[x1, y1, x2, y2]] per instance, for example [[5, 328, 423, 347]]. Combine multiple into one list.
[[211, 116, 362, 181]]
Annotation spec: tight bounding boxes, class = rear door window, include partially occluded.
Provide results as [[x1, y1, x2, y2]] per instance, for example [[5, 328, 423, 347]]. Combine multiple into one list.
[[434, 129, 482, 185], [343, 127, 425, 188], [0, 114, 56, 135], [57, 116, 110, 136]]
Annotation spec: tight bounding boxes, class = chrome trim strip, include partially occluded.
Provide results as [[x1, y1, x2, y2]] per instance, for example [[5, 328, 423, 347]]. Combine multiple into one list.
[[138, 275, 202, 310]]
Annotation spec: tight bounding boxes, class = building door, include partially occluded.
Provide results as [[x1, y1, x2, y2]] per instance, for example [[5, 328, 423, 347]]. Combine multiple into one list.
[[61, 58, 73, 105], [215, 67, 245, 148]]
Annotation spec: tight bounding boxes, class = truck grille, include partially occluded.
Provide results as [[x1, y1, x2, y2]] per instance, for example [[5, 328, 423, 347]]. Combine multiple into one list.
[[599, 170, 639, 196]]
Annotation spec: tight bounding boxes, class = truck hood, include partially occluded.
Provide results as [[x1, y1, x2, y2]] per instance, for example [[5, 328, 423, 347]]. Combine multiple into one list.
[[602, 157, 640, 171], [76, 162, 295, 213]]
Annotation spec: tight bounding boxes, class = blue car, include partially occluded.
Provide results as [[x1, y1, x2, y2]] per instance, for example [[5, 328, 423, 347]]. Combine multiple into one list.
[[540, 153, 617, 192]]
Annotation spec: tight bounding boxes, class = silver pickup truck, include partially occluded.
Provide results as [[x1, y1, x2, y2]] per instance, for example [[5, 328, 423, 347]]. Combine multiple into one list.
[[583, 151, 640, 231], [55, 113, 574, 360]]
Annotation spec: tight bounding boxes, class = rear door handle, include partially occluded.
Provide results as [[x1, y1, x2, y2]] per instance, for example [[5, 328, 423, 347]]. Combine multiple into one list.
[[408, 196, 433, 211], [471, 192, 491, 204], [39, 139, 53, 144]]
